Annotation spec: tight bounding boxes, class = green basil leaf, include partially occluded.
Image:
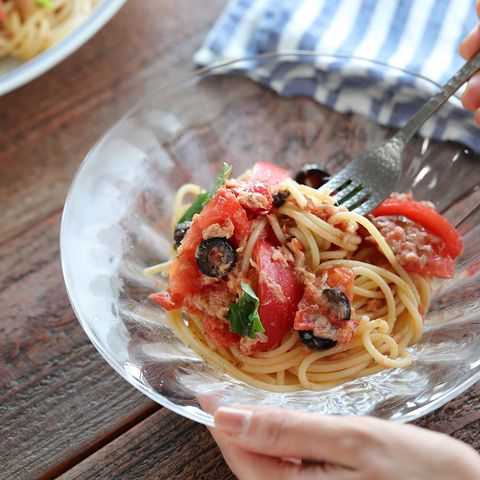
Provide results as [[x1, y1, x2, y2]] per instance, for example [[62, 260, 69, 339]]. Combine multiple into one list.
[[178, 163, 232, 224], [227, 281, 265, 339], [35, 0, 53, 8], [211, 163, 232, 193], [177, 191, 210, 224]]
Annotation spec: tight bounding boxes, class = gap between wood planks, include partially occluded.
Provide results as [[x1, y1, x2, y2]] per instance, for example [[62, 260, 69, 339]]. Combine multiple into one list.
[[36, 402, 161, 480], [41, 407, 480, 479]]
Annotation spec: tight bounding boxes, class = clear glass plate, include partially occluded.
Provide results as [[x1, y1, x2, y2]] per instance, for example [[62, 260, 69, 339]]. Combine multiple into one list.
[[61, 53, 480, 427]]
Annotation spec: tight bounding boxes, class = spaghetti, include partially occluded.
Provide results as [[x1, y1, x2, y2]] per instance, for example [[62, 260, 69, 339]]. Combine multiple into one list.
[[0, 0, 98, 61], [148, 162, 461, 392]]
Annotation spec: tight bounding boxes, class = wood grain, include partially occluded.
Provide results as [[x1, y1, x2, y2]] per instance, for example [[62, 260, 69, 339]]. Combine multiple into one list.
[[57, 409, 235, 480], [453, 420, 480, 452], [414, 382, 480, 436], [0, 1, 225, 478], [0, 212, 158, 480]]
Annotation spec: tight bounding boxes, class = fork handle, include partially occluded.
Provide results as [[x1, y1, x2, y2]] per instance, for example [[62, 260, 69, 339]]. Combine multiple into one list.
[[397, 49, 480, 143]]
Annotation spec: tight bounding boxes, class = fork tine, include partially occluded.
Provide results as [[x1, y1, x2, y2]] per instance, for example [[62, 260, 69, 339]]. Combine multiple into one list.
[[334, 182, 364, 205], [341, 190, 371, 211], [350, 195, 379, 215], [331, 182, 355, 200], [322, 172, 352, 193]]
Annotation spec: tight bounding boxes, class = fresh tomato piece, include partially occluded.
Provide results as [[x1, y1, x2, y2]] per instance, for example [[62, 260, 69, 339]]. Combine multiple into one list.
[[204, 316, 240, 347], [251, 239, 303, 351], [168, 188, 250, 296], [294, 267, 357, 344], [149, 290, 183, 310], [403, 246, 456, 279], [326, 267, 355, 304], [294, 303, 318, 331], [227, 162, 288, 214], [182, 282, 235, 321], [228, 182, 274, 214], [241, 183, 274, 214], [294, 267, 354, 331], [372, 198, 463, 258], [249, 162, 290, 187]]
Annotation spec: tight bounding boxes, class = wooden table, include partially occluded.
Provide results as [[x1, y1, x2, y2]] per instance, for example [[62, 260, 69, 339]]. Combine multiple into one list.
[[1, 1, 479, 479]]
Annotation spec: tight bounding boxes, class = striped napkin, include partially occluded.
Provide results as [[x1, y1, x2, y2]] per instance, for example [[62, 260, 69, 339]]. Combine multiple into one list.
[[194, 0, 479, 150]]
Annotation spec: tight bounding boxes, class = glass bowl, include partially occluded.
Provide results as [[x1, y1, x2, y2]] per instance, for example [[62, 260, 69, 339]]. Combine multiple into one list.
[[61, 53, 480, 427]]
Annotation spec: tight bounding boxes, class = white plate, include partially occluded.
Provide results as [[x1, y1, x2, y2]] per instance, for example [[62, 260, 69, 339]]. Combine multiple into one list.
[[0, 0, 127, 96]]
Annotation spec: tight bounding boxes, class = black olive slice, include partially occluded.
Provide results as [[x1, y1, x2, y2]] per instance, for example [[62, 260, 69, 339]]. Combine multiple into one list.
[[322, 288, 351, 321], [195, 237, 237, 278], [174, 221, 193, 247], [272, 190, 290, 208], [299, 330, 337, 350], [295, 163, 330, 189]]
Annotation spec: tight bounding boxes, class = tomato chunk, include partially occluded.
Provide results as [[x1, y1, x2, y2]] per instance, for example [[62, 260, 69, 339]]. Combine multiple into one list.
[[371, 198, 461, 279], [294, 267, 354, 331], [249, 162, 290, 187], [403, 245, 456, 279], [228, 182, 274, 214], [168, 188, 250, 296], [372, 198, 462, 258], [149, 290, 183, 311], [251, 239, 303, 351], [327, 267, 355, 304], [294, 267, 357, 344], [204, 316, 240, 347]]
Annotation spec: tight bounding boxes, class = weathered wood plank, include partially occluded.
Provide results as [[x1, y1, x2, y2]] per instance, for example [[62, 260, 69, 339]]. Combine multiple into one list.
[[58, 389, 480, 480], [452, 420, 480, 452], [414, 382, 480, 436], [0, 1, 228, 476], [0, 213, 159, 480], [57, 409, 235, 480]]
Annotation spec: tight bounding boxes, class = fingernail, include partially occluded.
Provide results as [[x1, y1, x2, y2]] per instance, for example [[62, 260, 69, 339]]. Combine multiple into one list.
[[215, 407, 253, 436]]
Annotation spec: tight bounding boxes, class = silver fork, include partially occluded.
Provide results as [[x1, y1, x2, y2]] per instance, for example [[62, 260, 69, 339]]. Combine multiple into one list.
[[324, 50, 480, 215]]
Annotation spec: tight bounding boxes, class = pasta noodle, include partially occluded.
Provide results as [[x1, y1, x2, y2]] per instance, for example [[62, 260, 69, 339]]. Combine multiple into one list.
[[0, 0, 98, 61], [147, 164, 458, 392]]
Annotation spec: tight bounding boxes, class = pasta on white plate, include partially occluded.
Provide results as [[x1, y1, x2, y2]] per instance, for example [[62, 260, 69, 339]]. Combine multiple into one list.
[[147, 162, 462, 392], [0, 0, 98, 61]]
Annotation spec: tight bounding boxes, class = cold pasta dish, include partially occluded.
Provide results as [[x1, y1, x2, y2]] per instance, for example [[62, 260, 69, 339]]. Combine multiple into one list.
[[147, 162, 462, 392], [0, 0, 98, 61]]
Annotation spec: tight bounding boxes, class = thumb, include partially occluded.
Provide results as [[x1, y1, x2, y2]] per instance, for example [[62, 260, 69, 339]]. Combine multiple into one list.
[[210, 428, 358, 480], [214, 406, 364, 468]]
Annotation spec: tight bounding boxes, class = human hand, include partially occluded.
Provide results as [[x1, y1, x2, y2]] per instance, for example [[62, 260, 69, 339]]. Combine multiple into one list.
[[210, 406, 480, 480], [460, 0, 480, 123]]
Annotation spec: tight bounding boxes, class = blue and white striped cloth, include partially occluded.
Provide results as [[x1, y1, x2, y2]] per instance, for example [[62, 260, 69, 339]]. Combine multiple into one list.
[[194, 0, 479, 150]]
